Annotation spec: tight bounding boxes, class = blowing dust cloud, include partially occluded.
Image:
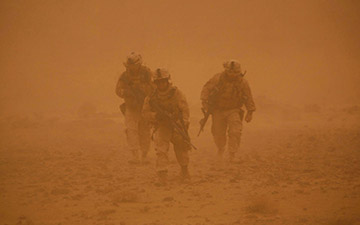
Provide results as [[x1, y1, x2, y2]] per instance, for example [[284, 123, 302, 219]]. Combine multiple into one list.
[[1, 0, 359, 224]]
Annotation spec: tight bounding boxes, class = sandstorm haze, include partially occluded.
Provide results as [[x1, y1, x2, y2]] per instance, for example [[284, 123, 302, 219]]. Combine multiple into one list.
[[1, 1, 360, 225], [1, 0, 359, 115]]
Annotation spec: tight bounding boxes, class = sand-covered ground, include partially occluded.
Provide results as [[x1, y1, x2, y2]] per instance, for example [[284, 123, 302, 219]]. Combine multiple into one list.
[[0, 108, 359, 225]]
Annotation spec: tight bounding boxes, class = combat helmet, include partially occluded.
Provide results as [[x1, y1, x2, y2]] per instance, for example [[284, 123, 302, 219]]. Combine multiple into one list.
[[124, 52, 143, 67], [153, 68, 171, 81], [223, 60, 246, 76]]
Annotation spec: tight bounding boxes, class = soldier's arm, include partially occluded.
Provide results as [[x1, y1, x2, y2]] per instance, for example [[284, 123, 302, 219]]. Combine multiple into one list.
[[200, 74, 220, 110], [144, 67, 155, 96], [241, 79, 256, 112], [142, 96, 156, 122], [115, 73, 128, 98]]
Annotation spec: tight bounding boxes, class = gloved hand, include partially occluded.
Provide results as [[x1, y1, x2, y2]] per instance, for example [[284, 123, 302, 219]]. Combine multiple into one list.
[[199, 118, 205, 126], [202, 101, 210, 112], [245, 111, 253, 123]]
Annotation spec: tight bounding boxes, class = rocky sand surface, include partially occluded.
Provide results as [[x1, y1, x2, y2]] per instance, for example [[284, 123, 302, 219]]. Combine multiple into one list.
[[0, 112, 359, 225]]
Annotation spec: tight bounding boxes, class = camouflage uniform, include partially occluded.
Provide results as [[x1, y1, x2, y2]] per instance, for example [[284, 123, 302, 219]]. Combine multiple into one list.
[[115, 53, 154, 163], [142, 69, 191, 180], [201, 60, 256, 160]]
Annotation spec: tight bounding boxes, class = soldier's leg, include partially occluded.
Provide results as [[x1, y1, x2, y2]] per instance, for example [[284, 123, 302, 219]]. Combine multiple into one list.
[[154, 125, 172, 173], [138, 118, 151, 162], [211, 111, 228, 156], [227, 110, 243, 162], [171, 133, 190, 179], [124, 108, 141, 163]]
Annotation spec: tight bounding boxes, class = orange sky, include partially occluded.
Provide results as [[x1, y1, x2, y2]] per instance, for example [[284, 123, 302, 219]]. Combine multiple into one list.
[[1, 0, 359, 114]]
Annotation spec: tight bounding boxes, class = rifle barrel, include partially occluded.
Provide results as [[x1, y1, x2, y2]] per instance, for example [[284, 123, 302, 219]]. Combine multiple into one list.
[[151, 101, 197, 150]]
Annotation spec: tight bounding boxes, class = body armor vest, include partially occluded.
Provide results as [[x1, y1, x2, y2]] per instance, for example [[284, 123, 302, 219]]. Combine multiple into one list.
[[213, 74, 244, 110], [149, 86, 180, 118]]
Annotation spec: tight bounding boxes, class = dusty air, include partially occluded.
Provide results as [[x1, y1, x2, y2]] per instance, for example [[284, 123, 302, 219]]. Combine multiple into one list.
[[1, 1, 359, 225]]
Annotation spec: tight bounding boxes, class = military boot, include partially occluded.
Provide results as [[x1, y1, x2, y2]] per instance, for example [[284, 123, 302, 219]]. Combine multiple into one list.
[[180, 166, 191, 182], [141, 151, 150, 165], [128, 150, 140, 165], [216, 147, 225, 163], [229, 152, 235, 163], [156, 170, 168, 186]]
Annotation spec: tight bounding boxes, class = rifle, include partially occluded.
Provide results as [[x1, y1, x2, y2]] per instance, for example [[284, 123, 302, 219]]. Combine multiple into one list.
[[197, 108, 211, 137], [197, 86, 219, 137], [150, 99, 197, 150]]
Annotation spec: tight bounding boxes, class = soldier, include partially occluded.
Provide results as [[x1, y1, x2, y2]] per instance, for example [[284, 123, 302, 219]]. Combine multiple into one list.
[[200, 60, 256, 162], [142, 68, 192, 184], [115, 52, 154, 164]]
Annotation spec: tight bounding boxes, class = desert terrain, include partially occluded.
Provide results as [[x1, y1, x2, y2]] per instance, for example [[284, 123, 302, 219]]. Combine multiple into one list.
[[0, 104, 359, 225], [1, 1, 360, 224]]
